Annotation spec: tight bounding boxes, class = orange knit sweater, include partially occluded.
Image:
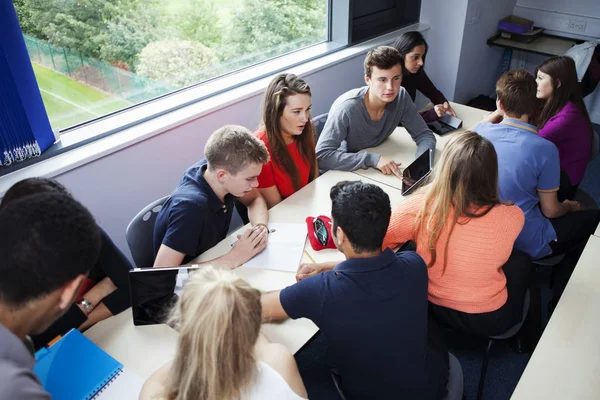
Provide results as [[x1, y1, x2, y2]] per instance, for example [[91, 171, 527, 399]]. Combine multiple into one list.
[[382, 192, 524, 313]]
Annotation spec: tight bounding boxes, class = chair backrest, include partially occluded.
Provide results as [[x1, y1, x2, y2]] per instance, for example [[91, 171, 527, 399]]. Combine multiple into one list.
[[444, 352, 464, 400], [126, 195, 170, 268], [312, 113, 328, 142]]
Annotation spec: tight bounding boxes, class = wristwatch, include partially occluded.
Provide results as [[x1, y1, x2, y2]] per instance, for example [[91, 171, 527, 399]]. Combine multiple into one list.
[[254, 223, 270, 233], [76, 299, 95, 314]]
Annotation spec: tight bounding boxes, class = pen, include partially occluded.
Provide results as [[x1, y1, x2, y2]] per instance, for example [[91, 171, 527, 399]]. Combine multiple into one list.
[[303, 249, 316, 264]]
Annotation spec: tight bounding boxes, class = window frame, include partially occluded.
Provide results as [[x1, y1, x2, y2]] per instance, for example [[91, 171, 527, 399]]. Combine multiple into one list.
[[1, 0, 420, 177]]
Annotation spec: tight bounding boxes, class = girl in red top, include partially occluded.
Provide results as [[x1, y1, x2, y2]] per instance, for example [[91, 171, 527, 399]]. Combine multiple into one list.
[[255, 74, 319, 208]]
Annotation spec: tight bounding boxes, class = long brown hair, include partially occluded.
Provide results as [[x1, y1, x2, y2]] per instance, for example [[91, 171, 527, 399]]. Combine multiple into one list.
[[414, 131, 503, 274], [261, 73, 318, 190], [535, 56, 593, 144], [165, 267, 262, 400]]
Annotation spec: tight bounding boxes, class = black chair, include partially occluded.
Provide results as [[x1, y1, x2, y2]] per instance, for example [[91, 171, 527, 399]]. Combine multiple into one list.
[[330, 352, 464, 400], [476, 290, 530, 400], [312, 113, 328, 141], [126, 196, 170, 268]]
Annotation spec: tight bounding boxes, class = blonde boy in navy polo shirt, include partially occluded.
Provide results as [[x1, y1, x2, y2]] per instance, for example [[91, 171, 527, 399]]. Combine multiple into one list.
[[261, 181, 449, 400], [153, 125, 271, 268], [474, 69, 600, 308]]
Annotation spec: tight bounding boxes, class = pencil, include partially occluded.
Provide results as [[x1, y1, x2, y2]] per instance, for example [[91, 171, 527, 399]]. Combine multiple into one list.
[[303, 249, 316, 264]]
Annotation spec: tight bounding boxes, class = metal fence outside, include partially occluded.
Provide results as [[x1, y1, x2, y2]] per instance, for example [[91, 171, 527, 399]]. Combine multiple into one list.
[[23, 34, 173, 104]]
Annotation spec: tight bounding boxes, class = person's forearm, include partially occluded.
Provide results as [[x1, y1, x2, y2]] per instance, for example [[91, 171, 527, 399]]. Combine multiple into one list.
[[547, 202, 571, 219], [78, 302, 113, 331], [247, 196, 269, 226], [317, 148, 379, 171]]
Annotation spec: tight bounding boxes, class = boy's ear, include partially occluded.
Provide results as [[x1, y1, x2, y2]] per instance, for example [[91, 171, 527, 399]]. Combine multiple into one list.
[[556, 79, 561, 89], [215, 168, 228, 182]]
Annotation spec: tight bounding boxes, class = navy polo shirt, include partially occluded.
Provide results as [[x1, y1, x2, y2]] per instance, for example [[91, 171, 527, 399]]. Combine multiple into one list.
[[280, 249, 446, 400], [153, 159, 234, 264]]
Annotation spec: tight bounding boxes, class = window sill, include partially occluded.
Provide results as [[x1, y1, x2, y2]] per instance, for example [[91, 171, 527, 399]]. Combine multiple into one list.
[[0, 23, 429, 197]]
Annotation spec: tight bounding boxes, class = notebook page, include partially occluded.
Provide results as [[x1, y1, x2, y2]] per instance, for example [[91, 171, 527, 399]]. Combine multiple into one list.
[[93, 368, 145, 399], [242, 223, 306, 272]]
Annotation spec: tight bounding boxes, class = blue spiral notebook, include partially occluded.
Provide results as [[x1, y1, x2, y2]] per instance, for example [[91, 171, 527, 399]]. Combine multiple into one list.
[[34, 329, 144, 399]]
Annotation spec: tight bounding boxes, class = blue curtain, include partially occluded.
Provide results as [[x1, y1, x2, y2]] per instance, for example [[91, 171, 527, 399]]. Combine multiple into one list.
[[0, 1, 54, 166]]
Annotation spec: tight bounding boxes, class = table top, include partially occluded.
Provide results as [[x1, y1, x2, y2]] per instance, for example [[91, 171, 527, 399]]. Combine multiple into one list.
[[594, 221, 600, 238], [194, 170, 407, 354], [487, 34, 577, 57], [84, 308, 178, 379], [511, 234, 600, 400], [352, 102, 488, 190]]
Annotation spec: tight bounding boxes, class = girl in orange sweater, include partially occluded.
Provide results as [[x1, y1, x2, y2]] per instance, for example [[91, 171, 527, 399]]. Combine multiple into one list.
[[383, 131, 530, 336]]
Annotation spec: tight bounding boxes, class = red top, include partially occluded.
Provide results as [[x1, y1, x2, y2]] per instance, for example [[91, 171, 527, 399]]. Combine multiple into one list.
[[254, 130, 312, 199]]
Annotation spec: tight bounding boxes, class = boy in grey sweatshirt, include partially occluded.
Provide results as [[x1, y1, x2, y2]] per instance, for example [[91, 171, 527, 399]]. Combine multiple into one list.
[[316, 46, 436, 175]]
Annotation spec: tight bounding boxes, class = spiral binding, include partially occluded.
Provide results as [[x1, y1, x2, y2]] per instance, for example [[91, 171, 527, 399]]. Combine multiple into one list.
[[89, 368, 123, 399]]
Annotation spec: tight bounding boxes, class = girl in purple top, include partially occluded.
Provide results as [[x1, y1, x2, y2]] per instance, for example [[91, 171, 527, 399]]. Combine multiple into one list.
[[393, 31, 456, 123], [535, 56, 593, 201]]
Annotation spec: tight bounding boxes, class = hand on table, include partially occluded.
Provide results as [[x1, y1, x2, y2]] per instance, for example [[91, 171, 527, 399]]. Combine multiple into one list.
[[434, 102, 456, 118], [228, 226, 268, 268], [296, 263, 326, 282], [376, 156, 402, 179]]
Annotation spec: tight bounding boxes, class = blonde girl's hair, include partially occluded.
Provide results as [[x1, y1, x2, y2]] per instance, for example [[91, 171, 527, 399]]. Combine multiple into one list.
[[413, 131, 503, 274], [165, 267, 262, 400]]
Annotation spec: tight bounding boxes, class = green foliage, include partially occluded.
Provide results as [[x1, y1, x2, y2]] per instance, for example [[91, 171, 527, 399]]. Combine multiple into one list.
[[136, 40, 218, 87], [98, 0, 168, 71], [226, 0, 327, 59], [17, 0, 122, 59], [14, 0, 328, 88], [12, 0, 35, 35], [172, 0, 221, 46]]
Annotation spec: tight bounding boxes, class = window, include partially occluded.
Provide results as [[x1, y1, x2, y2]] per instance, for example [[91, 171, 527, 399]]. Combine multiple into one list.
[[13, 0, 329, 133]]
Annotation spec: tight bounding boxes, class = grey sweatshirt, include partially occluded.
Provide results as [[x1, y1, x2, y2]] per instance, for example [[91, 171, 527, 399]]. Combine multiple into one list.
[[316, 86, 436, 171]]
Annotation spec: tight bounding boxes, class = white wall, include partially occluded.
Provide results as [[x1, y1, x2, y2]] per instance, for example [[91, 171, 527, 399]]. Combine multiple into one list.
[[49, 55, 367, 262], [419, 0, 469, 102], [420, 0, 518, 104], [516, 0, 600, 19], [454, 0, 518, 103]]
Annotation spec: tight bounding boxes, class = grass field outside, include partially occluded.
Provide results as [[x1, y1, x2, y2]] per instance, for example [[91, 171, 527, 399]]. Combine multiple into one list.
[[33, 63, 131, 131]]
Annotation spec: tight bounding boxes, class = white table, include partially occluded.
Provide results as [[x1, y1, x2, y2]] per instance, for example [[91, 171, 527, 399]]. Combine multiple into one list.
[[352, 102, 489, 190], [84, 170, 408, 380], [84, 308, 178, 379], [194, 170, 407, 354], [511, 235, 600, 399], [594, 221, 600, 239]]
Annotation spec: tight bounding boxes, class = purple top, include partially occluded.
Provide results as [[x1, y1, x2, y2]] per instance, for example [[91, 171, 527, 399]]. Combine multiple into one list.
[[401, 69, 447, 123], [538, 102, 592, 185]]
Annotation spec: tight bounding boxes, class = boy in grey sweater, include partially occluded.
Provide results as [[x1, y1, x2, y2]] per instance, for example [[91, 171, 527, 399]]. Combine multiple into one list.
[[316, 46, 436, 177]]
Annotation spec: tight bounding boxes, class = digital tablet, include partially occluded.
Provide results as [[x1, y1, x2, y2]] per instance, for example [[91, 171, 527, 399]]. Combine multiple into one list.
[[128, 265, 202, 326], [427, 114, 463, 135], [401, 148, 433, 195]]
